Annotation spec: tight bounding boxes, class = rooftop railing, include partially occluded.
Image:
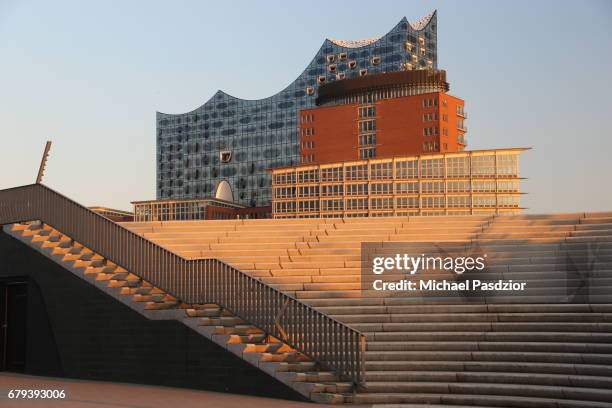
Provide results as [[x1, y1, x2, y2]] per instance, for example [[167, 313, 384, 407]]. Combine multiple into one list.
[[0, 183, 365, 385]]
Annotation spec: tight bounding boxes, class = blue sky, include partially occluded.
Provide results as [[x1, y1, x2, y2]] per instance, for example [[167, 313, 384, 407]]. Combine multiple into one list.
[[1, 0, 611, 212]]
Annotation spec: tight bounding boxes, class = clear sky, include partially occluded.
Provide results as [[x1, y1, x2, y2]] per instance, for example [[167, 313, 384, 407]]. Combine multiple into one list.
[[1, 0, 611, 212]]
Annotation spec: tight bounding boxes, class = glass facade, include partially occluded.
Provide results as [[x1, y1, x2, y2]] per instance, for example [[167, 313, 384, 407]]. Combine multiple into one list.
[[133, 198, 243, 222], [271, 149, 527, 218], [156, 13, 437, 207]]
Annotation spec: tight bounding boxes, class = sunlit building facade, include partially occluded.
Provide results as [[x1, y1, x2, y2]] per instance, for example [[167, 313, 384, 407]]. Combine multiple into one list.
[[300, 70, 466, 165], [271, 148, 527, 218], [156, 12, 438, 207]]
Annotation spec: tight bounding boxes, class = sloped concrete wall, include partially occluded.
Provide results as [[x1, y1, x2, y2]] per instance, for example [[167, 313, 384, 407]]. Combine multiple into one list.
[[0, 231, 304, 401]]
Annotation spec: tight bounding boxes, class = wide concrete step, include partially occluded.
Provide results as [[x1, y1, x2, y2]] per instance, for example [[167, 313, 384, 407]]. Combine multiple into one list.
[[352, 383, 612, 405], [366, 341, 612, 353], [352, 391, 612, 407], [364, 360, 612, 377], [335, 312, 612, 324], [319, 303, 612, 315], [571, 229, 612, 237], [348, 322, 612, 333], [364, 350, 612, 365], [367, 331, 612, 344], [364, 370, 612, 389]]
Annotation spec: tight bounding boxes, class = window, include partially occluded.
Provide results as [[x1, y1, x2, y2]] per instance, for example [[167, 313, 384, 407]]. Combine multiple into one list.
[[274, 201, 295, 213], [358, 106, 376, 118], [498, 195, 520, 208], [422, 98, 438, 108], [420, 158, 444, 178], [321, 199, 343, 211], [321, 167, 342, 182], [359, 120, 376, 133], [446, 180, 470, 192], [326, 55, 335, 63], [219, 150, 232, 163], [370, 183, 392, 195], [345, 164, 368, 181], [370, 197, 392, 209], [370, 162, 393, 179], [405, 41, 413, 51], [297, 169, 319, 183], [396, 196, 418, 209], [301, 114, 314, 123], [346, 183, 367, 195], [306, 87, 314, 96], [472, 180, 496, 192], [442, 128, 448, 136], [471, 155, 496, 177], [371, 56, 381, 65], [396, 182, 418, 194], [359, 133, 376, 146], [274, 187, 295, 199], [301, 154, 315, 163], [336, 72, 345, 80], [274, 172, 295, 185], [298, 200, 319, 212], [496, 154, 518, 177], [339, 52, 347, 61], [423, 127, 438, 136], [302, 127, 315, 137], [421, 181, 445, 193], [421, 196, 444, 209], [447, 195, 470, 208], [395, 160, 418, 178], [348, 60, 357, 69], [321, 184, 343, 196], [423, 112, 438, 122], [446, 156, 470, 177], [359, 148, 376, 159], [359, 68, 368, 76], [346, 198, 368, 210], [457, 118, 465, 131], [328, 64, 337, 72], [497, 180, 519, 192], [473, 195, 496, 208], [297, 185, 319, 197]]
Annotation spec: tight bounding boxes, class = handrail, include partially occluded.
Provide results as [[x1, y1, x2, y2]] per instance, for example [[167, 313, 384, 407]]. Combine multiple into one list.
[[0, 183, 365, 385]]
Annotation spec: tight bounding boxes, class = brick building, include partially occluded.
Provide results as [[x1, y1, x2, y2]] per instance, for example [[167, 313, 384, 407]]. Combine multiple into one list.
[[299, 70, 466, 165]]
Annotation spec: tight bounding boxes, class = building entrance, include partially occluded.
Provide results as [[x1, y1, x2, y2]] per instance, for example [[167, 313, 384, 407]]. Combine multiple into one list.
[[0, 279, 28, 372]]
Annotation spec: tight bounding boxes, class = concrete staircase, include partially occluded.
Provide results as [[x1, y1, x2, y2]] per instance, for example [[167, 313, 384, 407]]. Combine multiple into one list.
[[3, 221, 347, 404], [122, 212, 612, 407]]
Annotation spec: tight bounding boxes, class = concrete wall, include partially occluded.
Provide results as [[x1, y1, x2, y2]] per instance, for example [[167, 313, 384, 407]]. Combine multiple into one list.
[[0, 230, 304, 401]]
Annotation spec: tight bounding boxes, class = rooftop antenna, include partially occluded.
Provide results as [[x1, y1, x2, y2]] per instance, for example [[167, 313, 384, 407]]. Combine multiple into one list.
[[36, 141, 52, 184]]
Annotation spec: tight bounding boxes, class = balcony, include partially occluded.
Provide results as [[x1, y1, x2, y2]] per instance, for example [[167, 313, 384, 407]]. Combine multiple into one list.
[[457, 110, 467, 119], [458, 135, 467, 145], [457, 124, 468, 132]]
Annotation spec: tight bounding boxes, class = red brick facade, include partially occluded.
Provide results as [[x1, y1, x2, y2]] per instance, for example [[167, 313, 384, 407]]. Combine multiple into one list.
[[299, 92, 466, 165]]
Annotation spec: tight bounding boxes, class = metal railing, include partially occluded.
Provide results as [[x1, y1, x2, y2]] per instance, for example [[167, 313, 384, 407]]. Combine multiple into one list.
[[0, 183, 365, 385]]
